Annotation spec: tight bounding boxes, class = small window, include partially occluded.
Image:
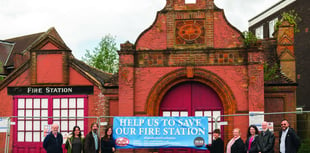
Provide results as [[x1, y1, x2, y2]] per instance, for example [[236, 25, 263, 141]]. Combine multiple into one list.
[[185, 0, 196, 4], [269, 18, 278, 38], [255, 25, 264, 39]]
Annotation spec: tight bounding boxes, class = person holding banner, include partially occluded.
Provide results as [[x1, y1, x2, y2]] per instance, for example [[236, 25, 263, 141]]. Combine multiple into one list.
[[245, 125, 261, 153], [84, 122, 100, 153], [206, 129, 224, 153], [101, 126, 116, 153], [226, 128, 245, 153], [65, 126, 85, 153]]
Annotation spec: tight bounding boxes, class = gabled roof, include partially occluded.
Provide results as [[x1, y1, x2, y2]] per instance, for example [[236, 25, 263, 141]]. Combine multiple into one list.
[[0, 40, 14, 73]]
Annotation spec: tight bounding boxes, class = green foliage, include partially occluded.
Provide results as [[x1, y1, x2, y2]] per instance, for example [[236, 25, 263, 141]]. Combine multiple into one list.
[[82, 34, 119, 74], [242, 31, 257, 47], [0, 62, 4, 81], [275, 10, 302, 33], [298, 138, 310, 153], [264, 63, 280, 81]]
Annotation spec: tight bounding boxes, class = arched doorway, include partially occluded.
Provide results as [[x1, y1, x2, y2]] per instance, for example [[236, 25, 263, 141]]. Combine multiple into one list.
[[159, 81, 223, 153]]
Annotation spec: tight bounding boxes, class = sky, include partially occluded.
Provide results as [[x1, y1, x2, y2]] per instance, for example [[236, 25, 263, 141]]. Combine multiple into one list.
[[0, 0, 280, 59]]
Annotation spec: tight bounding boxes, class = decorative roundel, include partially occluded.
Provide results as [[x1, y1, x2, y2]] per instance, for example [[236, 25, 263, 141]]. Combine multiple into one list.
[[178, 24, 202, 41]]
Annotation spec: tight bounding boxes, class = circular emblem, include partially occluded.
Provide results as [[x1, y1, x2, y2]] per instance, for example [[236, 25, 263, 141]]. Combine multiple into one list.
[[115, 137, 129, 147], [193, 137, 205, 147], [178, 23, 202, 41]]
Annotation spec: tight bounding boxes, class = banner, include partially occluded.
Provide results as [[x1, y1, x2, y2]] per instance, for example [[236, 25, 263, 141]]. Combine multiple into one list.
[[113, 117, 208, 150]]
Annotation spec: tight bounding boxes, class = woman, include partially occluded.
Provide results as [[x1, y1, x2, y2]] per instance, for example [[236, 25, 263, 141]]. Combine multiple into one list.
[[65, 126, 85, 153], [101, 126, 116, 153], [226, 128, 245, 153], [206, 129, 224, 153], [245, 125, 261, 153]]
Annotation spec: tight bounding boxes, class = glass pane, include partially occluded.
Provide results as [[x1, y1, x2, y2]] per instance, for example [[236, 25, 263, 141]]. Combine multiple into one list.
[[162, 111, 170, 117], [185, 0, 196, 4], [18, 132, 24, 142], [69, 98, 76, 108], [195, 111, 203, 117], [77, 121, 84, 130], [34, 99, 40, 108], [69, 110, 76, 117], [171, 111, 179, 117], [77, 98, 84, 108], [25, 132, 32, 142], [180, 111, 188, 117], [61, 121, 68, 131], [53, 110, 60, 117], [18, 110, 24, 117], [26, 99, 32, 109], [61, 98, 68, 108], [53, 98, 60, 108], [33, 132, 40, 142], [204, 111, 212, 121], [26, 110, 32, 117], [69, 121, 76, 131], [26, 121, 32, 130], [42, 98, 48, 108], [34, 121, 40, 130], [77, 110, 84, 117], [18, 99, 25, 108], [41, 121, 48, 130], [61, 110, 68, 117], [42, 110, 48, 117], [213, 111, 221, 122], [18, 121, 24, 131], [209, 134, 212, 144], [208, 123, 212, 132], [34, 110, 40, 117]]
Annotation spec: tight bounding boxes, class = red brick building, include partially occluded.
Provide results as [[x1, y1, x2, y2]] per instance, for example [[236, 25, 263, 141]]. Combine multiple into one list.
[[0, 0, 298, 153]]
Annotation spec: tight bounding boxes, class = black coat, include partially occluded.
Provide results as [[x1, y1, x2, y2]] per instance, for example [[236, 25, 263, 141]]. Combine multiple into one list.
[[101, 137, 116, 153], [245, 135, 261, 153], [230, 138, 246, 153], [279, 128, 301, 153], [84, 131, 100, 153], [258, 129, 275, 153], [206, 138, 224, 153], [43, 132, 63, 153]]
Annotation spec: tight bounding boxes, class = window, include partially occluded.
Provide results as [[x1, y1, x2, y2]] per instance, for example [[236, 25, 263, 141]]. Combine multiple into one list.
[[185, 0, 196, 4], [15, 96, 86, 143], [255, 25, 264, 39], [269, 18, 278, 38], [162, 111, 188, 117]]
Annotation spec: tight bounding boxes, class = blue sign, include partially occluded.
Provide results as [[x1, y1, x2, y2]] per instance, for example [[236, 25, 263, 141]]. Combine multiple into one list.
[[113, 117, 208, 150]]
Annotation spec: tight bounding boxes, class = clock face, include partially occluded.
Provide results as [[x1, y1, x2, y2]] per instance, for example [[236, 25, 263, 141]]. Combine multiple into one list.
[[175, 20, 205, 45]]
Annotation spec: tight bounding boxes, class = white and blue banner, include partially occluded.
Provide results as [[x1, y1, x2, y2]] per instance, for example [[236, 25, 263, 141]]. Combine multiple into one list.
[[113, 117, 208, 150]]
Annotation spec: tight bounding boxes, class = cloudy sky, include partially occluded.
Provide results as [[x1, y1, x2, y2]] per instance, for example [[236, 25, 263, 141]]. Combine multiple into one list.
[[0, 0, 279, 59]]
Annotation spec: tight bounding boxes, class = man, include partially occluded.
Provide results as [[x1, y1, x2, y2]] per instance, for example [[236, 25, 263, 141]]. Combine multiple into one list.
[[279, 119, 301, 153], [258, 121, 275, 153], [43, 123, 63, 153], [84, 122, 100, 153]]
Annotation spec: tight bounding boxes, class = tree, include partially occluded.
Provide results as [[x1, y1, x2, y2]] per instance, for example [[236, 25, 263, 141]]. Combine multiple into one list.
[[82, 34, 119, 74]]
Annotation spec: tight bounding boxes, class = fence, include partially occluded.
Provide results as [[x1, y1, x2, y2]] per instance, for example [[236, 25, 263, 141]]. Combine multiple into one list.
[[1, 111, 310, 153]]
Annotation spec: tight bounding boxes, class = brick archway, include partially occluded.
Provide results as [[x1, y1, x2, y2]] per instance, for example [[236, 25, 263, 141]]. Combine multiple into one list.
[[145, 67, 237, 142]]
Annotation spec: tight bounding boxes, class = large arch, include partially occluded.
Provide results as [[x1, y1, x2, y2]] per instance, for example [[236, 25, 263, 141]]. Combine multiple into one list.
[[145, 67, 237, 141]]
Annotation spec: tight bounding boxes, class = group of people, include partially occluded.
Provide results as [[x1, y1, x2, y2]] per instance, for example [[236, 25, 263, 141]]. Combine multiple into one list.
[[43, 122, 116, 153], [207, 119, 301, 153]]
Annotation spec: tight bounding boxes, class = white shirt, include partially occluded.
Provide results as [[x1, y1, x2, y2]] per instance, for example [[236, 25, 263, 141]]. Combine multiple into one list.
[[280, 127, 289, 153]]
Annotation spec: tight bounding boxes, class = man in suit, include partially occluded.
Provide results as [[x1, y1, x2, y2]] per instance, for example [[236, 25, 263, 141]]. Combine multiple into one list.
[[279, 119, 301, 153], [258, 121, 275, 153], [84, 122, 100, 153]]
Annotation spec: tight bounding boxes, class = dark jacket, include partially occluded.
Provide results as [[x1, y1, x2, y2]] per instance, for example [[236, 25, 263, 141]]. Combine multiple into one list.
[[101, 137, 116, 153], [245, 135, 261, 153], [84, 131, 100, 153], [230, 138, 246, 153], [279, 128, 301, 153], [43, 132, 63, 153], [258, 129, 275, 153], [206, 138, 224, 153]]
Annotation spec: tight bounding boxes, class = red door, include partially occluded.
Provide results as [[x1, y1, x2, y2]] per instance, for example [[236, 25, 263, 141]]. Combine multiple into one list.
[[160, 82, 223, 153]]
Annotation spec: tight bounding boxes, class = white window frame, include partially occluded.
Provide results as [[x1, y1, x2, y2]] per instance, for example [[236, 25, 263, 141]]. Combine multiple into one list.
[[255, 25, 264, 39], [269, 18, 278, 38]]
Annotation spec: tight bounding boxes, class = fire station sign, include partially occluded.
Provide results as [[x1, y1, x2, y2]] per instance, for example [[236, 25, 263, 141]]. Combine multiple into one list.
[[113, 117, 208, 150], [7, 86, 93, 95]]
